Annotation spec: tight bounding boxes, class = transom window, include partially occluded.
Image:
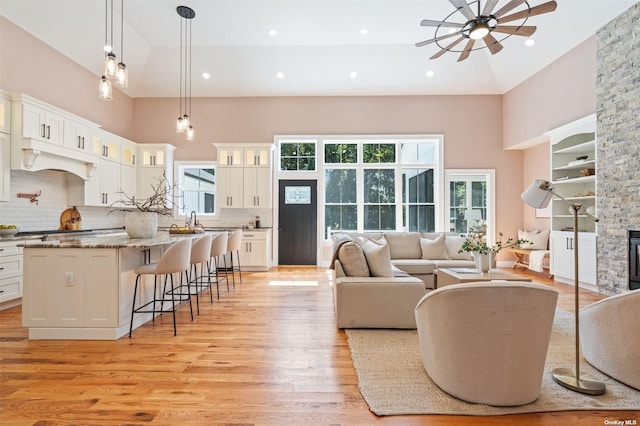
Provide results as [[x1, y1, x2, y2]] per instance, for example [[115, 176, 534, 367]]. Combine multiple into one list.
[[280, 141, 316, 171]]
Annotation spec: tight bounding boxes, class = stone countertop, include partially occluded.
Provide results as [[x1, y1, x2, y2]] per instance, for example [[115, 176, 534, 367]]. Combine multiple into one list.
[[20, 232, 202, 249]]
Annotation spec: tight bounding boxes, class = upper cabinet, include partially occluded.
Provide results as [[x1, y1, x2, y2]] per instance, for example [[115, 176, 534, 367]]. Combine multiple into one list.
[[19, 102, 64, 146], [215, 144, 273, 209], [244, 147, 271, 167], [218, 145, 272, 168], [218, 147, 243, 167], [547, 114, 597, 233], [137, 144, 175, 202]]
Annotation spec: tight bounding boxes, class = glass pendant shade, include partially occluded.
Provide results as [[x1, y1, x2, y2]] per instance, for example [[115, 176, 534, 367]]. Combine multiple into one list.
[[99, 75, 113, 101], [116, 62, 128, 88], [186, 125, 195, 141], [182, 114, 190, 129], [105, 52, 118, 79], [176, 116, 185, 133]]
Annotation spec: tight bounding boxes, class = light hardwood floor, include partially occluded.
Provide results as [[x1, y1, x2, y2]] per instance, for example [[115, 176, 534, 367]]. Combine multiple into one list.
[[0, 266, 637, 425]]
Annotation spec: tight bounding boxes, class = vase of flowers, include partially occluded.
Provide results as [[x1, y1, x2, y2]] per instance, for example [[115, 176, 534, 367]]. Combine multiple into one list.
[[459, 231, 531, 275]]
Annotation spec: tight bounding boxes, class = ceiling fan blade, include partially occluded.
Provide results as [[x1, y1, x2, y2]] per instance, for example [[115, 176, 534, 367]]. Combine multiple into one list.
[[482, 0, 500, 16], [430, 37, 465, 59], [493, 0, 528, 19], [498, 1, 558, 24], [458, 39, 476, 62], [492, 25, 537, 37], [420, 19, 464, 28], [415, 31, 462, 47], [483, 33, 504, 55], [449, 0, 477, 21]]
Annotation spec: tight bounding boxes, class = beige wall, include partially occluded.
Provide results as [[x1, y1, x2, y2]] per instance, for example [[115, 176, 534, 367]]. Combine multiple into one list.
[[0, 17, 134, 139], [522, 142, 551, 232], [503, 36, 597, 149]]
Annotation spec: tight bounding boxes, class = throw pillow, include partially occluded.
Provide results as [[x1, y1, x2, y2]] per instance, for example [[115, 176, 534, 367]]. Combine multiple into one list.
[[420, 233, 450, 260], [338, 242, 370, 277], [383, 232, 422, 259], [361, 239, 394, 277], [518, 229, 550, 250], [446, 234, 473, 260]]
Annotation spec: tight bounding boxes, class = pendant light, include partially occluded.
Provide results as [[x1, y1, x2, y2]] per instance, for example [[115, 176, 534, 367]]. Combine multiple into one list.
[[176, 6, 195, 140], [115, 0, 128, 88]]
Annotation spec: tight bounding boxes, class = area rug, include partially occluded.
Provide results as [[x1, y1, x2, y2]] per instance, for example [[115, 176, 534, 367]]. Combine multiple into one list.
[[345, 309, 640, 416]]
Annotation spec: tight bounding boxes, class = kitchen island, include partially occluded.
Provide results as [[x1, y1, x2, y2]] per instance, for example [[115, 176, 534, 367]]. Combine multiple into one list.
[[21, 233, 201, 340]]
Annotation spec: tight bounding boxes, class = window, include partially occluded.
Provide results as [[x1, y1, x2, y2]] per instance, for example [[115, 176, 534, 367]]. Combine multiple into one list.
[[280, 141, 316, 171], [324, 168, 357, 235], [402, 168, 435, 232], [364, 168, 395, 230], [176, 163, 216, 216], [324, 142, 357, 164]]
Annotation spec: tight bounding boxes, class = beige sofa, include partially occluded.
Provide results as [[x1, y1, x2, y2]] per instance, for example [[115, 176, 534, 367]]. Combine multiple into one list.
[[331, 231, 475, 329]]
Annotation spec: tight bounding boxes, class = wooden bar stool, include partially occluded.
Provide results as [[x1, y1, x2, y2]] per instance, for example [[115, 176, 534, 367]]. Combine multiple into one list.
[[129, 238, 193, 337], [227, 230, 243, 287], [208, 232, 229, 298], [188, 234, 213, 314]]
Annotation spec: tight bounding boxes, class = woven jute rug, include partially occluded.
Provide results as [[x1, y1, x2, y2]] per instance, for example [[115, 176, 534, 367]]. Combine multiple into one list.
[[346, 309, 640, 416]]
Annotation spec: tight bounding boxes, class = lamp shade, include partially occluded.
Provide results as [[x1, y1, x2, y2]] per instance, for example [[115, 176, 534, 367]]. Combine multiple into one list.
[[521, 179, 554, 209]]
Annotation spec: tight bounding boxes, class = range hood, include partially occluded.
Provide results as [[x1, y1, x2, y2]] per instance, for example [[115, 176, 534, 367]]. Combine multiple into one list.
[[11, 137, 97, 181]]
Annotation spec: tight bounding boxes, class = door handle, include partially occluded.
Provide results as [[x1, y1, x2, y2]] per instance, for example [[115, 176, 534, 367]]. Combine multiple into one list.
[[41, 124, 46, 138]]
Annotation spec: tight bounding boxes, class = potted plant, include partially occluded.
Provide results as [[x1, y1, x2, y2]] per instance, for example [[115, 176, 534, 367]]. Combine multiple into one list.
[[459, 230, 531, 274], [112, 173, 184, 239]]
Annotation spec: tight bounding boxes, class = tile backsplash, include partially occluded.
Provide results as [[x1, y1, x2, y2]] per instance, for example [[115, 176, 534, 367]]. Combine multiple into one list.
[[0, 169, 272, 232]]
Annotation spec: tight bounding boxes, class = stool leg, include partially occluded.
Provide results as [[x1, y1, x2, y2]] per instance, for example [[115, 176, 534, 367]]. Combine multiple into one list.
[[191, 263, 200, 315], [168, 274, 177, 336], [236, 249, 242, 283], [129, 274, 141, 338]]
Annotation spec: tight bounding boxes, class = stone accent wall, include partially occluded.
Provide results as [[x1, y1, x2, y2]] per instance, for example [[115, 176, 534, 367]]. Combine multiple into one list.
[[596, 2, 640, 295]]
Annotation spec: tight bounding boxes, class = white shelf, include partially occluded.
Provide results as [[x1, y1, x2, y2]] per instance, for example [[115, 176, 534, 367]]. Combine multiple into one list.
[[559, 195, 596, 201], [553, 160, 595, 171], [553, 175, 596, 184], [552, 140, 595, 155]]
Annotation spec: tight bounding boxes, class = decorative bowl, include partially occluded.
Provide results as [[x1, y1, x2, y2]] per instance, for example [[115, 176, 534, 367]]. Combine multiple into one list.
[[580, 168, 595, 176], [576, 155, 588, 161], [0, 228, 19, 237]]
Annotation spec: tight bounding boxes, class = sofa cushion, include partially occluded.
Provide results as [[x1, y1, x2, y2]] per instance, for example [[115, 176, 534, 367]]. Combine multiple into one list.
[[338, 242, 370, 277], [362, 238, 394, 277], [518, 229, 549, 250], [420, 234, 449, 260], [431, 259, 477, 269], [391, 259, 436, 275], [384, 232, 422, 259], [446, 234, 473, 260]]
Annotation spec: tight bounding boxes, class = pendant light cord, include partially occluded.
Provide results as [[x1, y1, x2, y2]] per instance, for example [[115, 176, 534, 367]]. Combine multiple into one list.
[[179, 16, 183, 117], [120, 0, 124, 62]]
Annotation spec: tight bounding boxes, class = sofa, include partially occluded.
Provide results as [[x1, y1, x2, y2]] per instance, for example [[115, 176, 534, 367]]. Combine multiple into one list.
[[330, 231, 476, 328]]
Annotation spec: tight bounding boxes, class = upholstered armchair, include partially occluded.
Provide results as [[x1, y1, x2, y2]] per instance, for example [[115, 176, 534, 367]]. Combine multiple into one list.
[[580, 290, 640, 390], [414, 282, 558, 406]]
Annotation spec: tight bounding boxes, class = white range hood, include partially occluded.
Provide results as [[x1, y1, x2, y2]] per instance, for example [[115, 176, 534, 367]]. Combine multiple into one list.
[[12, 137, 97, 180]]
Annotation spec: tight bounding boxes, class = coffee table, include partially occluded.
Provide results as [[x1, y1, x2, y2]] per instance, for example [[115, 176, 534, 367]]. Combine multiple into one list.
[[435, 267, 532, 289]]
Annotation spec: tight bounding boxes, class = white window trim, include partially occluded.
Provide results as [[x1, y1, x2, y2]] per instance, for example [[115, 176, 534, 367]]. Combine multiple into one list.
[[444, 169, 496, 245]]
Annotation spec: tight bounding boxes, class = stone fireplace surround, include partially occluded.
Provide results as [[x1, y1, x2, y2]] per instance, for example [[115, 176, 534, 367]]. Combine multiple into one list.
[[596, 2, 640, 295]]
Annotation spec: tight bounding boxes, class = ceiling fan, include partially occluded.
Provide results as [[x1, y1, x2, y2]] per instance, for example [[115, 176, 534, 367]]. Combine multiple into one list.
[[416, 0, 558, 62]]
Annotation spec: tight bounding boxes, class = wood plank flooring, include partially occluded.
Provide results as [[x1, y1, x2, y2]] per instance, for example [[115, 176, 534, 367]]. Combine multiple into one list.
[[1, 267, 637, 425]]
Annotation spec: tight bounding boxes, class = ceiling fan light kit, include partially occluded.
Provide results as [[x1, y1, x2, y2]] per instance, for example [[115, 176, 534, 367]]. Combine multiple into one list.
[[416, 0, 558, 62]]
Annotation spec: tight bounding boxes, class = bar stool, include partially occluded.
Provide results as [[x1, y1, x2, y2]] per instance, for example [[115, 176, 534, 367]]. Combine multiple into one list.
[[207, 232, 229, 298], [227, 229, 243, 287], [188, 234, 213, 315], [129, 238, 193, 337]]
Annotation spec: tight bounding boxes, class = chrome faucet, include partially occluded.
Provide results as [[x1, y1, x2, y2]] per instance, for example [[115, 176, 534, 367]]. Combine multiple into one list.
[[190, 210, 197, 228]]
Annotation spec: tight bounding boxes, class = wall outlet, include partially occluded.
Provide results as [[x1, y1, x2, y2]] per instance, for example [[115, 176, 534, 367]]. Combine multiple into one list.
[[64, 272, 74, 287]]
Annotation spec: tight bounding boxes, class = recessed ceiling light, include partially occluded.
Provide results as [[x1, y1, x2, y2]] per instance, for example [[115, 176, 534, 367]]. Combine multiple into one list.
[[426, 70, 435, 78], [202, 72, 210, 79], [350, 71, 358, 79], [360, 28, 368, 35], [525, 38, 536, 47], [276, 71, 284, 79], [268, 29, 278, 36]]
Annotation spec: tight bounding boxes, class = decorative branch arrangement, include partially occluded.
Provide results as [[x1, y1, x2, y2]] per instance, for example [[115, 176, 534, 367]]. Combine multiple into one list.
[[112, 172, 184, 216]]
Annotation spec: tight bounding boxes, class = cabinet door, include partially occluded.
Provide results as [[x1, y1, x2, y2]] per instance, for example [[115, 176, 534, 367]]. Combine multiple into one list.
[[101, 160, 121, 206], [243, 167, 271, 208], [119, 164, 137, 206], [242, 239, 266, 267], [577, 234, 597, 284], [84, 249, 118, 327], [0, 95, 11, 134], [244, 147, 271, 167], [218, 148, 243, 167], [121, 139, 137, 166], [63, 120, 91, 152], [0, 134, 9, 202], [22, 103, 46, 140], [217, 167, 244, 208], [551, 232, 574, 280], [137, 167, 164, 201], [44, 111, 64, 145]]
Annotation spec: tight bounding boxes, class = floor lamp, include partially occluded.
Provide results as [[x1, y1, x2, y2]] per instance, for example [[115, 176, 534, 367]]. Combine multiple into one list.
[[521, 179, 606, 395]]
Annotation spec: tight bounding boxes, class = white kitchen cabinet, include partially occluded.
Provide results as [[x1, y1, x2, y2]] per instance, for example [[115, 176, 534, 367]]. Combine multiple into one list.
[[217, 167, 244, 208], [68, 158, 121, 207], [137, 144, 175, 205], [22, 248, 118, 328], [63, 120, 92, 154], [120, 138, 137, 166], [240, 230, 272, 271], [92, 130, 120, 162], [551, 231, 597, 286], [0, 240, 24, 310], [19, 102, 64, 146], [0, 134, 9, 202], [243, 167, 271, 208], [0, 91, 10, 134], [244, 147, 271, 167], [218, 147, 243, 167], [119, 164, 137, 205]]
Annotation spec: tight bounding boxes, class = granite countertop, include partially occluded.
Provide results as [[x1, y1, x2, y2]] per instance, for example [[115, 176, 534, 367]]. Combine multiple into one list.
[[20, 232, 202, 249]]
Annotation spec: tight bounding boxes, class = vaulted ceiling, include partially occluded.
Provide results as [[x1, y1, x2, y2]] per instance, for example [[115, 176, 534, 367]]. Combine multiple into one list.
[[1, 0, 636, 97]]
